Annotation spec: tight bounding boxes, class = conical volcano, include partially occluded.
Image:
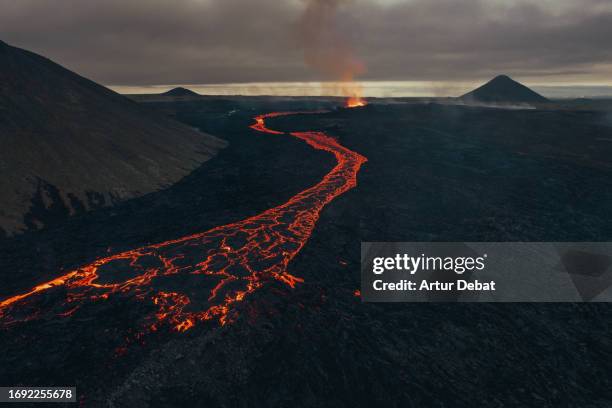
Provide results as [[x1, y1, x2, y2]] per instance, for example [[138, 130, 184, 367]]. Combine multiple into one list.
[[461, 75, 549, 104], [0, 40, 226, 235], [162, 87, 199, 97]]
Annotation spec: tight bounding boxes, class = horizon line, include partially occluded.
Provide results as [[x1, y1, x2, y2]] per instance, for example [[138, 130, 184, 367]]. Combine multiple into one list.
[[108, 81, 612, 99]]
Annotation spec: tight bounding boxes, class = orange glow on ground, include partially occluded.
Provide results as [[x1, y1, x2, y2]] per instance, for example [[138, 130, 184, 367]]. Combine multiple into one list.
[[346, 97, 367, 108], [0, 110, 367, 340]]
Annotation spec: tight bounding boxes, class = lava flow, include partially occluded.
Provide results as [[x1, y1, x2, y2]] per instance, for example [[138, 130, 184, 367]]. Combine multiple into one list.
[[0, 110, 367, 337]]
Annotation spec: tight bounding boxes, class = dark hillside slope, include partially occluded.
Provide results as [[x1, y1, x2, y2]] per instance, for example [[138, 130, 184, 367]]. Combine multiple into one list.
[[0, 40, 226, 235]]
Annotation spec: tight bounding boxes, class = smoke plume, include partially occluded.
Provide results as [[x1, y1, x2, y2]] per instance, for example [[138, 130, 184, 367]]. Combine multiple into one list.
[[296, 0, 366, 104]]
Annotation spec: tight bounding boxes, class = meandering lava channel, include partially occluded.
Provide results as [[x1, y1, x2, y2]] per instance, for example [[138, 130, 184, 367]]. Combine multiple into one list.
[[0, 110, 367, 336]]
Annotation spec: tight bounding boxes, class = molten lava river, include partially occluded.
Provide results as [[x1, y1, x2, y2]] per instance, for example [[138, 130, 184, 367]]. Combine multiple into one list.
[[0, 110, 367, 340]]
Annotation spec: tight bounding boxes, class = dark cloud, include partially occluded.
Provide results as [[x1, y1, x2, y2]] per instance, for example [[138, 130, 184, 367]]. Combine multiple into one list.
[[1, 0, 611, 85]]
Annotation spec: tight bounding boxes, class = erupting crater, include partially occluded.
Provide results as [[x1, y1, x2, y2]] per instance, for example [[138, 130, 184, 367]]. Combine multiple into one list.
[[0, 109, 367, 339], [346, 96, 367, 108]]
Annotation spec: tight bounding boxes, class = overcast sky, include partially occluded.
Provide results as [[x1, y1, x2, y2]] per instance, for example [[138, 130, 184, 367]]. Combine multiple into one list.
[[2, 0, 612, 88]]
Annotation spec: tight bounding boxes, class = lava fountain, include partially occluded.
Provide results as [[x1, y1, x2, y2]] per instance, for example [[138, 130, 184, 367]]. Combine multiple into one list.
[[346, 95, 366, 108]]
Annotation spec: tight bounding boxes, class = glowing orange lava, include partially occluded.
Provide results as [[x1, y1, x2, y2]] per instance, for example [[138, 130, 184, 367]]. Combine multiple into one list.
[[346, 96, 366, 108], [0, 110, 367, 338]]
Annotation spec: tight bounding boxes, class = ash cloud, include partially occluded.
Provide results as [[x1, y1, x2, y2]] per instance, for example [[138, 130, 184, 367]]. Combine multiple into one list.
[[1, 0, 611, 85]]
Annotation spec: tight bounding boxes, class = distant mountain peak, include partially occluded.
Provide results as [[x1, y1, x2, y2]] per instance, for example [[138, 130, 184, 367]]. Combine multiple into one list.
[[492, 74, 511, 80], [461, 75, 549, 104], [163, 87, 199, 97]]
